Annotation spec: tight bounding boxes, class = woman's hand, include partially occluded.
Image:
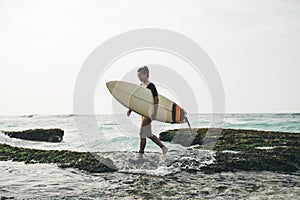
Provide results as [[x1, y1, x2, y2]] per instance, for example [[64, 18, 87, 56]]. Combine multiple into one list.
[[127, 109, 132, 117]]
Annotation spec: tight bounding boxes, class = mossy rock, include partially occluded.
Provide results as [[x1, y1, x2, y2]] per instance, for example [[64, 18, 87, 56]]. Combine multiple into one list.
[[160, 128, 300, 173], [0, 143, 117, 173]]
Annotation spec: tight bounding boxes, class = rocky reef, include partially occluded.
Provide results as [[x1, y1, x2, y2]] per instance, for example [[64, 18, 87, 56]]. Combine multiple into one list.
[[4, 128, 64, 142], [160, 128, 300, 173], [0, 143, 117, 173], [0, 128, 299, 174]]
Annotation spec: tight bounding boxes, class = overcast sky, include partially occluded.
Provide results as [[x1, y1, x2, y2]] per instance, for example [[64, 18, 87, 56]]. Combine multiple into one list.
[[0, 0, 299, 115]]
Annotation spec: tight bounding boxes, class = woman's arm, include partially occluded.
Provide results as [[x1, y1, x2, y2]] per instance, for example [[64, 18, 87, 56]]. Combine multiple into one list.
[[151, 96, 159, 120], [147, 83, 159, 120]]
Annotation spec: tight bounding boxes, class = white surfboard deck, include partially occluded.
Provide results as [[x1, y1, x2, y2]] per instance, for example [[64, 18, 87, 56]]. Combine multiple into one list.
[[106, 81, 187, 124]]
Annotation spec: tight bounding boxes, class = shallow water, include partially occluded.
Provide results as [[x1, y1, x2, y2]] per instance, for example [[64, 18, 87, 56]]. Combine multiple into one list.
[[1, 160, 299, 199], [0, 113, 299, 198]]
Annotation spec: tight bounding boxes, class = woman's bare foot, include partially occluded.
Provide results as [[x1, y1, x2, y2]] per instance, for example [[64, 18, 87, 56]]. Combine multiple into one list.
[[135, 152, 144, 160]]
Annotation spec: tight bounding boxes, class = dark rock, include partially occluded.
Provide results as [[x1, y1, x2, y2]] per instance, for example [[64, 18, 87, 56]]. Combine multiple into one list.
[[159, 128, 206, 147], [4, 128, 64, 142], [0, 143, 117, 173], [160, 128, 300, 173]]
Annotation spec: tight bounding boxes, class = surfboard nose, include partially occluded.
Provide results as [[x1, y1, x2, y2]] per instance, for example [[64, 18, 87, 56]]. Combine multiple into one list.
[[106, 81, 118, 93]]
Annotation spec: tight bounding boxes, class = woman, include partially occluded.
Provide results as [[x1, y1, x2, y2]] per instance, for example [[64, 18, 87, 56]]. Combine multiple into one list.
[[127, 66, 168, 159]]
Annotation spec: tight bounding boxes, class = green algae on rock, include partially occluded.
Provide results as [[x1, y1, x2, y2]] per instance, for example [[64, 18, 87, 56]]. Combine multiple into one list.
[[159, 128, 300, 173], [159, 128, 207, 147], [0, 143, 117, 173]]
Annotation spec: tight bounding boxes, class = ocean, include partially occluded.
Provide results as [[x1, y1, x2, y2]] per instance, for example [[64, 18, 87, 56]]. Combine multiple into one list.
[[0, 113, 299, 199]]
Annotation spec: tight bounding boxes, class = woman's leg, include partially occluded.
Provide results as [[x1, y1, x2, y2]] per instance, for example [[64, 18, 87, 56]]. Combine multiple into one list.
[[138, 116, 152, 156], [139, 138, 146, 153], [140, 116, 168, 156], [149, 135, 164, 148], [149, 135, 168, 156]]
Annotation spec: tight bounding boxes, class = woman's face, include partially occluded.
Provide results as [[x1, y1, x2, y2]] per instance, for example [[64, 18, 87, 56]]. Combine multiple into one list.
[[137, 72, 148, 82]]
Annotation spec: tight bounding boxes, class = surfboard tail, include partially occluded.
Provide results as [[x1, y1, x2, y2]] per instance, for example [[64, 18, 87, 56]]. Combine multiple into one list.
[[171, 103, 188, 124]]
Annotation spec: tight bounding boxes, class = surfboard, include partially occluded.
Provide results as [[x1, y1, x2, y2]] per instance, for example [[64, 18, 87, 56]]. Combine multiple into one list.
[[106, 81, 188, 124]]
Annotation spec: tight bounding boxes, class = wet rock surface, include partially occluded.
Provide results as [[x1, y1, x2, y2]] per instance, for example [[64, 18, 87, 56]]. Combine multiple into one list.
[[4, 128, 64, 142], [1, 160, 299, 199], [0, 143, 117, 173], [0, 128, 299, 175], [160, 128, 300, 173]]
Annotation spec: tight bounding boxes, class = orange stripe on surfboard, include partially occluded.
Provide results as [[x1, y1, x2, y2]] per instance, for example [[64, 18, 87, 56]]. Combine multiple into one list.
[[176, 105, 180, 122]]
